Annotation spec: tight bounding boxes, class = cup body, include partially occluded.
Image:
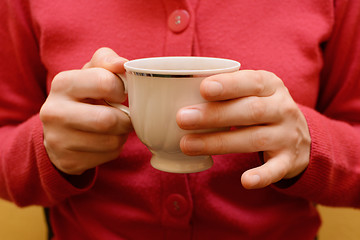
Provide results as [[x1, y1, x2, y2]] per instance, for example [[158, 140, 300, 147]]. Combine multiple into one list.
[[123, 57, 240, 173]]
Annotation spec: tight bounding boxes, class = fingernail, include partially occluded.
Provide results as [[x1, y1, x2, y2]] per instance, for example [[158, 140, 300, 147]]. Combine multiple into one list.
[[205, 81, 223, 97], [179, 109, 201, 127]]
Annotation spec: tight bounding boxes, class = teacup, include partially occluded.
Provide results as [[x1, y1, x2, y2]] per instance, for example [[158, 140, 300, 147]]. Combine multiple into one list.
[[111, 57, 240, 173]]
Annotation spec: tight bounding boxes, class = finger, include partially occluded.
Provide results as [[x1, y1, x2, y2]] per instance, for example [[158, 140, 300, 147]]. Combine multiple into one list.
[[41, 100, 132, 135], [241, 154, 290, 189], [49, 149, 123, 175], [65, 103, 132, 134], [82, 47, 128, 73], [44, 125, 128, 153], [200, 70, 283, 101], [179, 125, 285, 156], [177, 95, 282, 129], [67, 132, 127, 153], [51, 68, 127, 103]]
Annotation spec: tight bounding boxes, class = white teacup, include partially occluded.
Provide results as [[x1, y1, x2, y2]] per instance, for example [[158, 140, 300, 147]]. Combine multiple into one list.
[[111, 57, 240, 173]]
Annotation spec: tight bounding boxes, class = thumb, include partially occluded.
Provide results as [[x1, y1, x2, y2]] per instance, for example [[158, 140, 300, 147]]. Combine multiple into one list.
[[241, 153, 290, 189]]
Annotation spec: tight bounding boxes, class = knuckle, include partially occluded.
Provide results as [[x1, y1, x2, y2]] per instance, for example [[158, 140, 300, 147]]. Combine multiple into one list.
[[39, 102, 56, 123], [94, 47, 112, 56], [51, 70, 88, 98], [250, 129, 270, 150], [90, 47, 114, 67], [265, 71, 285, 89], [40, 99, 67, 126], [51, 72, 68, 92], [103, 135, 123, 151], [247, 97, 266, 122], [51, 70, 77, 93], [93, 108, 118, 133], [288, 129, 301, 143], [252, 71, 266, 95], [92, 47, 111, 61], [255, 70, 285, 96], [44, 140, 85, 175], [272, 74, 285, 87], [44, 132, 73, 157], [208, 103, 225, 126], [280, 101, 298, 119], [94, 68, 117, 96], [58, 159, 84, 175], [43, 132, 59, 149]]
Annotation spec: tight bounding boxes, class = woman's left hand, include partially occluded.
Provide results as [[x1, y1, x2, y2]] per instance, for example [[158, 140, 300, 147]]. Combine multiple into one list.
[[176, 70, 311, 189]]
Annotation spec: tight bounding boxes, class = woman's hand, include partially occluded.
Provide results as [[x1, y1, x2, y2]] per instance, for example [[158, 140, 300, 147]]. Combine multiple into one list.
[[176, 70, 311, 189], [40, 47, 132, 175]]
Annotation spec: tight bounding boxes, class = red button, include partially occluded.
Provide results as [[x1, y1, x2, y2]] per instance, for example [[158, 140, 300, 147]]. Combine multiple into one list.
[[168, 10, 190, 33], [165, 194, 189, 217]]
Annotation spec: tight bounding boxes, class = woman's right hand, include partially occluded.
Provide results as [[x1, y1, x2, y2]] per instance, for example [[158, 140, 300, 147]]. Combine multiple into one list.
[[40, 47, 132, 175]]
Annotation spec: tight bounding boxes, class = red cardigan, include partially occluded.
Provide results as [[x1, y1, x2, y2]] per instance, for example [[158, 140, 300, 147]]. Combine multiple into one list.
[[1, 0, 360, 239]]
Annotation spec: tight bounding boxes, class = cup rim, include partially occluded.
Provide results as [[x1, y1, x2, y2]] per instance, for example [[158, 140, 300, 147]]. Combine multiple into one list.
[[124, 56, 241, 76]]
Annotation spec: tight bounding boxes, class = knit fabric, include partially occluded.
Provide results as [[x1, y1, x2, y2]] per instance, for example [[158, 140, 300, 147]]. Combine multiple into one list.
[[1, 0, 360, 239]]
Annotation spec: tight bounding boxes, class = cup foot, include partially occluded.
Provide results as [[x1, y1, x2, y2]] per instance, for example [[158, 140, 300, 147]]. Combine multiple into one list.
[[150, 152, 213, 173]]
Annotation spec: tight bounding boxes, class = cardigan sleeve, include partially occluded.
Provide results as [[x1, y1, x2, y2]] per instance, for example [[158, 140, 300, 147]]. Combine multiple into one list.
[[275, 0, 360, 207], [0, 0, 97, 207]]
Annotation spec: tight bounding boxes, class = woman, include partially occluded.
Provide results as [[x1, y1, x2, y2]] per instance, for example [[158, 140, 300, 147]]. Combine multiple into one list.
[[1, 0, 359, 239]]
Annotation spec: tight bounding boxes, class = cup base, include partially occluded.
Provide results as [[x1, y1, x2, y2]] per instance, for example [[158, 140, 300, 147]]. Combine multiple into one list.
[[150, 152, 213, 173]]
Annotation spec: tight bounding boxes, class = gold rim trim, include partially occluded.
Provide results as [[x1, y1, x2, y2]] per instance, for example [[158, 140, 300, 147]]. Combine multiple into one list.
[[127, 71, 213, 78]]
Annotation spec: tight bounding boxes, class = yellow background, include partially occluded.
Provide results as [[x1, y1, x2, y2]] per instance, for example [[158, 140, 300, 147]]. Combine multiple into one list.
[[0, 199, 360, 239]]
